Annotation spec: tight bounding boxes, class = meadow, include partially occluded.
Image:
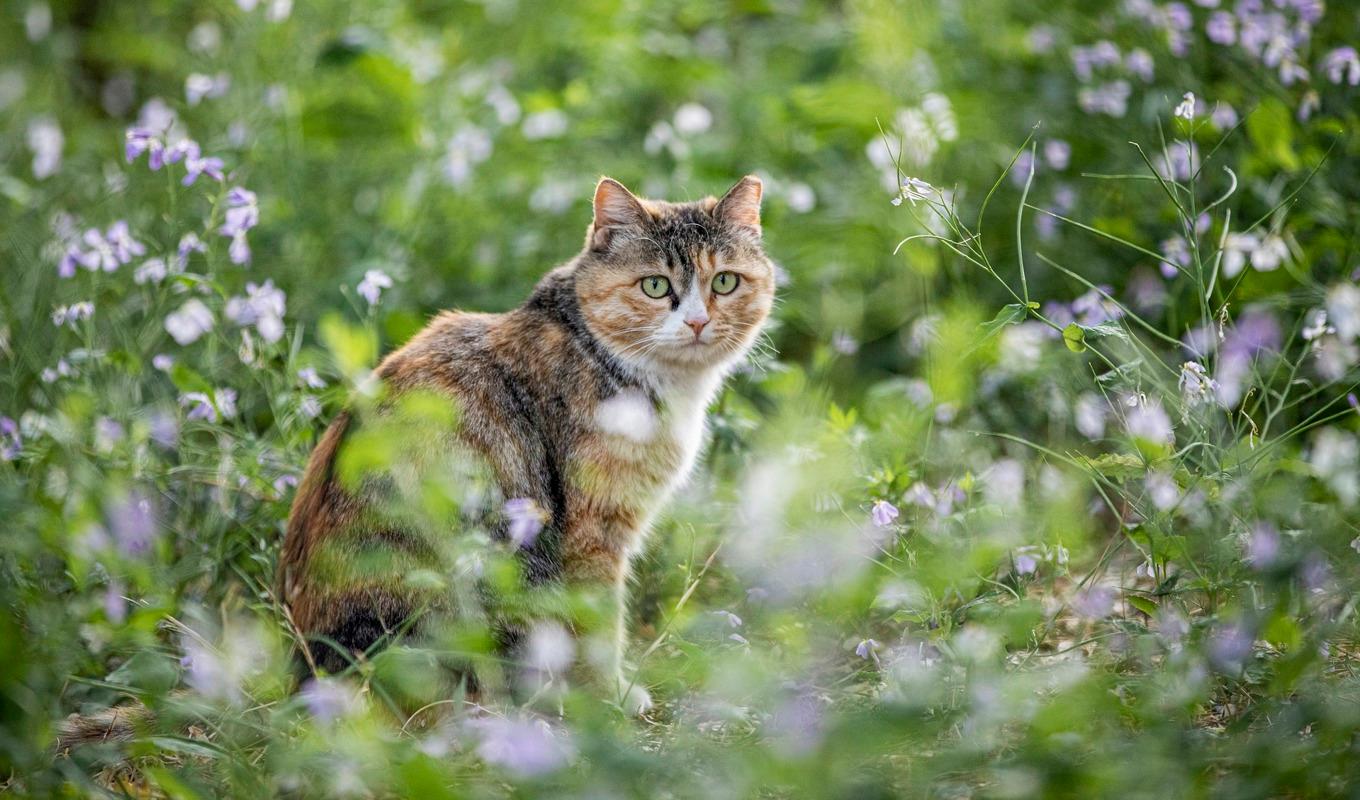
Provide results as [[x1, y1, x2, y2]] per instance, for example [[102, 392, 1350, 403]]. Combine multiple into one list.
[[3, 1, 1360, 797]]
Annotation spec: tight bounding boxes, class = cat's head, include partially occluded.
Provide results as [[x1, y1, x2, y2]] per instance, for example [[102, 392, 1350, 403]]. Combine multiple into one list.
[[574, 176, 776, 375]]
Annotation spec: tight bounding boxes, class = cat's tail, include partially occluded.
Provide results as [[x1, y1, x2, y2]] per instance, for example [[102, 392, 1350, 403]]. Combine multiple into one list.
[[54, 702, 152, 754]]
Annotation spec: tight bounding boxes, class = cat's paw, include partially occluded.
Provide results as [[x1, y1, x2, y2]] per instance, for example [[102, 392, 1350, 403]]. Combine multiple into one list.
[[616, 679, 653, 717]]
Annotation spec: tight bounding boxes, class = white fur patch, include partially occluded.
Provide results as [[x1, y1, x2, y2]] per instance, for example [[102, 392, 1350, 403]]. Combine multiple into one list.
[[595, 389, 658, 442]]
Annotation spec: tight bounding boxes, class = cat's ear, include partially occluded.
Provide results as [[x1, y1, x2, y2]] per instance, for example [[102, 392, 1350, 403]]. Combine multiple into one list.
[[590, 177, 648, 251], [713, 175, 763, 236]]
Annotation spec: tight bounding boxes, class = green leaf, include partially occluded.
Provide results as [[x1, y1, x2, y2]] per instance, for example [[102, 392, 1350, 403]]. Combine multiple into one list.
[[1076, 453, 1145, 480], [1062, 322, 1087, 353], [169, 364, 213, 395], [1127, 595, 1159, 616], [979, 303, 1033, 338]]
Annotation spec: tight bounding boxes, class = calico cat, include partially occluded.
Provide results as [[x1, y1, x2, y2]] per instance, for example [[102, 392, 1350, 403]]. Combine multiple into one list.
[[277, 175, 775, 713]]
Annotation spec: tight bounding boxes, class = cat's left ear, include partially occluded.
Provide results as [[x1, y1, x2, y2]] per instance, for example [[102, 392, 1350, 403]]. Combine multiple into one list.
[[590, 177, 649, 251], [713, 175, 763, 236]]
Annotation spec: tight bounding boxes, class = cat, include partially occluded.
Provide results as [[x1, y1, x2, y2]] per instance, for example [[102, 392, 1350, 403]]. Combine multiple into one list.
[[276, 175, 775, 715]]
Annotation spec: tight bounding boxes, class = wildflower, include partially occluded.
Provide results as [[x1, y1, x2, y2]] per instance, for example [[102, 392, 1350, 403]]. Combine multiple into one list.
[[673, 102, 713, 135], [854, 638, 880, 660], [711, 610, 743, 628], [299, 678, 357, 724], [523, 622, 574, 675], [299, 396, 322, 419], [26, 116, 63, 179], [184, 72, 230, 106], [1013, 551, 1039, 575], [785, 182, 816, 213], [1206, 11, 1235, 44], [870, 499, 900, 527], [1325, 284, 1360, 342], [108, 489, 157, 557], [165, 299, 214, 345], [1078, 80, 1131, 117], [177, 232, 208, 271], [181, 388, 237, 423], [467, 715, 574, 778], [103, 582, 127, 625], [1155, 141, 1199, 181], [1220, 232, 1260, 278], [297, 367, 327, 389], [0, 417, 21, 461], [1072, 585, 1115, 618], [1211, 102, 1239, 129], [1209, 622, 1254, 673], [1178, 361, 1218, 406], [104, 221, 145, 265], [1245, 523, 1280, 569], [521, 109, 569, 140], [51, 301, 94, 328], [1125, 48, 1154, 82], [504, 498, 544, 547], [219, 187, 259, 265], [356, 269, 393, 306], [444, 125, 493, 187], [1125, 400, 1173, 444], [1322, 47, 1360, 86], [180, 142, 225, 186], [1043, 139, 1071, 170], [224, 280, 287, 344], [125, 126, 165, 169], [830, 330, 859, 355], [1145, 472, 1180, 511], [893, 177, 935, 206], [1074, 393, 1107, 438], [152, 354, 175, 371], [1251, 234, 1288, 272], [134, 258, 168, 284]]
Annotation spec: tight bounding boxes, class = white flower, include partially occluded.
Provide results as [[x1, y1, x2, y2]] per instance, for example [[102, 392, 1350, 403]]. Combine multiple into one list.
[[893, 177, 935, 207], [1220, 232, 1259, 278], [165, 299, 214, 345], [1251, 234, 1288, 272], [521, 109, 568, 140], [356, 269, 394, 306], [1179, 361, 1219, 406], [1174, 92, 1196, 120], [224, 280, 287, 343], [1126, 400, 1173, 444], [1325, 284, 1360, 342], [26, 116, 63, 179], [672, 102, 713, 135], [1145, 472, 1180, 511]]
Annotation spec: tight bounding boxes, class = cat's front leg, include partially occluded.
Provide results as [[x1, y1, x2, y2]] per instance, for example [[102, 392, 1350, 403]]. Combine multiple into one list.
[[561, 540, 652, 715]]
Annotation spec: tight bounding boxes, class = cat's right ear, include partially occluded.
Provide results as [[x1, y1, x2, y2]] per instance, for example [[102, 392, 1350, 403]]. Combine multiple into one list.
[[590, 177, 648, 252]]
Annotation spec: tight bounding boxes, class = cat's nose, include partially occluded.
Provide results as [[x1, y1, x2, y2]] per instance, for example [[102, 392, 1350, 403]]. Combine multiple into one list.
[[685, 317, 709, 338]]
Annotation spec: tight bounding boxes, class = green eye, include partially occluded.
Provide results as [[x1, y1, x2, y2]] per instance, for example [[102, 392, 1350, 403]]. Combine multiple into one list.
[[712, 271, 740, 295], [641, 275, 671, 299]]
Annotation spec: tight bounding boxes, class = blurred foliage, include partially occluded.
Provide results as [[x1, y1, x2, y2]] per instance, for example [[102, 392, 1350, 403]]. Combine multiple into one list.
[[3, 0, 1360, 797]]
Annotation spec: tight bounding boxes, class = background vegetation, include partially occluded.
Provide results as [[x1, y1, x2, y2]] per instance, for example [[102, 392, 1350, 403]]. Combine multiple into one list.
[[3, 0, 1360, 796]]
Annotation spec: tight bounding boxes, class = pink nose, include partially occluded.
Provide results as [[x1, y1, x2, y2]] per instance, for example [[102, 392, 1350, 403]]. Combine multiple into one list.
[[686, 318, 708, 337]]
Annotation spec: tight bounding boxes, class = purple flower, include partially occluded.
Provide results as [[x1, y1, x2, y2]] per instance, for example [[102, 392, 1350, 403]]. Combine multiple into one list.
[[1072, 585, 1115, 618], [0, 417, 21, 461], [300, 678, 356, 724], [467, 715, 574, 778], [504, 498, 544, 547], [766, 693, 825, 758], [854, 638, 880, 659], [1078, 80, 1130, 117], [1245, 522, 1280, 569], [181, 388, 237, 423], [870, 499, 900, 527], [1125, 48, 1154, 82], [1323, 47, 1360, 86], [1209, 621, 1254, 672], [125, 126, 161, 164], [108, 489, 158, 558], [1014, 552, 1039, 575], [219, 188, 259, 265], [711, 610, 743, 628], [356, 269, 394, 306], [1043, 139, 1071, 170], [177, 233, 208, 271], [1206, 11, 1236, 44], [104, 582, 127, 624], [105, 220, 145, 265], [180, 141, 225, 185], [225, 280, 287, 343]]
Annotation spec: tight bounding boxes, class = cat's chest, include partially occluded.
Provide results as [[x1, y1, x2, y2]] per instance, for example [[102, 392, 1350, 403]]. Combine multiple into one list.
[[570, 377, 718, 510]]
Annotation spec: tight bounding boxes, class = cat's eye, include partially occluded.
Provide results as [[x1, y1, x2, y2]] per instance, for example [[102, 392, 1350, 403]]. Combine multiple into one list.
[[711, 271, 740, 295], [640, 275, 671, 299]]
